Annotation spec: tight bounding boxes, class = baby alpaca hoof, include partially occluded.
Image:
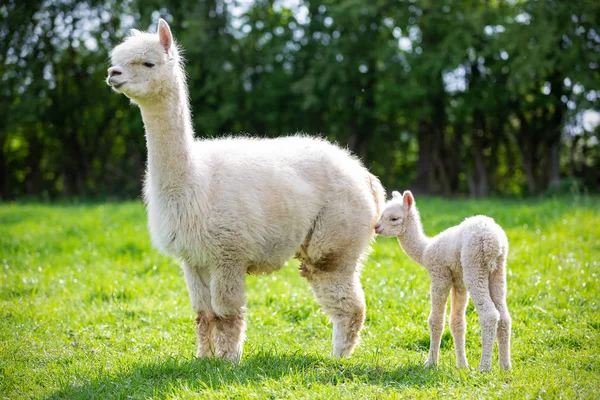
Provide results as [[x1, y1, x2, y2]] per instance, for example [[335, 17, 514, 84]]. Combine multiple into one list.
[[332, 352, 349, 359], [478, 363, 492, 373], [500, 361, 511, 371], [424, 359, 438, 368], [456, 359, 469, 369]]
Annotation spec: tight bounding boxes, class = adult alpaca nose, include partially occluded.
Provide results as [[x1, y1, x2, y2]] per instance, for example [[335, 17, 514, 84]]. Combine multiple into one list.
[[108, 66, 123, 77]]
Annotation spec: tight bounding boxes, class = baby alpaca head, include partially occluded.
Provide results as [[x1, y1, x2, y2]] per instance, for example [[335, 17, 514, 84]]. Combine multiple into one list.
[[106, 19, 182, 103], [375, 190, 416, 237]]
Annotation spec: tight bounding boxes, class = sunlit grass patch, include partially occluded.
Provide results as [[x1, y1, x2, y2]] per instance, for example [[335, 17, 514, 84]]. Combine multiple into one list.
[[1, 196, 598, 398]]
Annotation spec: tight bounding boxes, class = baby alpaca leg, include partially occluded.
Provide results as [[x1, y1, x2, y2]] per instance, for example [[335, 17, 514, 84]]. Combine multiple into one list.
[[210, 263, 246, 363], [308, 269, 366, 358], [449, 285, 469, 368], [182, 263, 215, 358], [465, 270, 499, 372], [426, 281, 451, 367], [490, 260, 512, 370]]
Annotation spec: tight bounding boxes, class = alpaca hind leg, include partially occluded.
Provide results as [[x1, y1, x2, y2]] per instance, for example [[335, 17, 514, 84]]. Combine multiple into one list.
[[464, 269, 499, 372], [307, 267, 366, 358], [426, 281, 451, 366], [182, 262, 215, 358], [490, 259, 512, 370], [303, 200, 374, 358], [449, 285, 469, 368], [210, 263, 246, 363]]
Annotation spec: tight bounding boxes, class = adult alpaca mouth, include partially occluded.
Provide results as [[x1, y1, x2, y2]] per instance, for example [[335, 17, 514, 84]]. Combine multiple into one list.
[[106, 77, 126, 89]]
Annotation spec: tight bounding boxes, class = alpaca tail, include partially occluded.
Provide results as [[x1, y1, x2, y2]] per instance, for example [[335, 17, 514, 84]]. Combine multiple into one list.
[[367, 173, 386, 223]]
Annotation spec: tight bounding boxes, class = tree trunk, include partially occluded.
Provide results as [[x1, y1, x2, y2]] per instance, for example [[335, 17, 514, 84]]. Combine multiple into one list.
[[348, 126, 370, 162], [472, 135, 489, 197], [433, 147, 452, 195], [413, 121, 435, 194], [521, 150, 537, 194], [349, 63, 376, 163], [569, 135, 581, 177], [548, 141, 561, 188], [471, 107, 490, 197], [0, 138, 10, 199], [24, 130, 44, 196]]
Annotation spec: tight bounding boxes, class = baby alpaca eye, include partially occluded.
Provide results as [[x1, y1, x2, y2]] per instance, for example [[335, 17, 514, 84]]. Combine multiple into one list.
[[143, 61, 156, 68], [390, 217, 399, 222]]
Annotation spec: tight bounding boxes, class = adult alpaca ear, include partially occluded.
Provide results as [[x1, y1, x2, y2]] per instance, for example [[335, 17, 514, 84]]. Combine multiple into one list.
[[157, 18, 173, 53], [392, 191, 402, 199], [402, 190, 414, 208]]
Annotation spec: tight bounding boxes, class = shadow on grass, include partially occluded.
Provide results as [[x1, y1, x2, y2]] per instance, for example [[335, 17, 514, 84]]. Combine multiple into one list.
[[46, 352, 443, 399]]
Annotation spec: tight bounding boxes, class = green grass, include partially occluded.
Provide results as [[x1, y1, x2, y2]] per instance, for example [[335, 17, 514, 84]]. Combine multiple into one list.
[[1, 196, 599, 399]]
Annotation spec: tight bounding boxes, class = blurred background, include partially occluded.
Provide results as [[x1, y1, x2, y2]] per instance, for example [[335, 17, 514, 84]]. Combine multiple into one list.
[[1, 0, 598, 200]]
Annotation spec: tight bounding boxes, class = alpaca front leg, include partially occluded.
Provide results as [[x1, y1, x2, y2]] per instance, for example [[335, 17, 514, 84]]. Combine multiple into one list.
[[307, 270, 366, 357], [182, 263, 215, 357], [210, 264, 246, 363], [426, 282, 451, 367], [195, 312, 215, 357], [449, 286, 469, 368]]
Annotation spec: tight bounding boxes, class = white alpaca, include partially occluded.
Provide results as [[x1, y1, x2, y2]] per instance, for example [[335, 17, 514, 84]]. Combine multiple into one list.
[[106, 19, 385, 362], [375, 191, 511, 371]]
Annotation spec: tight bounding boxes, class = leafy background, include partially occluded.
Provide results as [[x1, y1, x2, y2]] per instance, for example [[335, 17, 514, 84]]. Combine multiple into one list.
[[1, 0, 599, 199]]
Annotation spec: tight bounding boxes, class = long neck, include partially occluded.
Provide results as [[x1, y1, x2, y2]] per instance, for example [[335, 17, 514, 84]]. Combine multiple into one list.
[[397, 208, 430, 266], [138, 74, 194, 188]]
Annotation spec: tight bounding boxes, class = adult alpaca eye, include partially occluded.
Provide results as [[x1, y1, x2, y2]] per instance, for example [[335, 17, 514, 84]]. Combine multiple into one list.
[[390, 217, 399, 222], [143, 61, 156, 68]]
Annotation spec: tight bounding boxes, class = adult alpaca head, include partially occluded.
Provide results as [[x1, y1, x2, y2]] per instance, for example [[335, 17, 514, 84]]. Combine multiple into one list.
[[106, 19, 185, 105], [107, 18, 194, 187]]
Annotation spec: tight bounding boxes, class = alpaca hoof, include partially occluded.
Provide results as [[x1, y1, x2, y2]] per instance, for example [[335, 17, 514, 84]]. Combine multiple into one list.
[[218, 344, 243, 363], [226, 354, 242, 364], [332, 345, 355, 358], [195, 348, 214, 359], [214, 350, 242, 363]]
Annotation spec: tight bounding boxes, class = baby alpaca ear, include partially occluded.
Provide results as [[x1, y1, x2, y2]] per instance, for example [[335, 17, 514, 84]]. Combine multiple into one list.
[[130, 28, 142, 36], [157, 18, 173, 53], [403, 190, 414, 208], [392, 191, 402, 199]]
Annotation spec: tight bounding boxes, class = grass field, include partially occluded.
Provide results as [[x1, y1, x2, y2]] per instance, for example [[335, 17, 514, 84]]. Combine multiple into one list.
[[1, 196, 599, 399]]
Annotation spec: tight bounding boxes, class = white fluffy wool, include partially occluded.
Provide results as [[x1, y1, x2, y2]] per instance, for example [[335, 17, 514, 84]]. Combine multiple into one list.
[[107, 19, 385, 361], [376, 191, 511, 371]]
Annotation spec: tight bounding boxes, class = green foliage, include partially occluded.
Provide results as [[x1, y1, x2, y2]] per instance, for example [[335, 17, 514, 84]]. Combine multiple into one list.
[[1, 0, 598, 199], [1, 197, 599, 398]]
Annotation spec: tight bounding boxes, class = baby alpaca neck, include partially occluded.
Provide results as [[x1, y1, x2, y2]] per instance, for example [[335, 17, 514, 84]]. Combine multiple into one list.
[[397, 208, 430, 265]]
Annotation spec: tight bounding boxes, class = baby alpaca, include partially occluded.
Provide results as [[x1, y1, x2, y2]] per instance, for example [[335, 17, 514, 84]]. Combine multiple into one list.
[[375, 191, 511, 372]]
